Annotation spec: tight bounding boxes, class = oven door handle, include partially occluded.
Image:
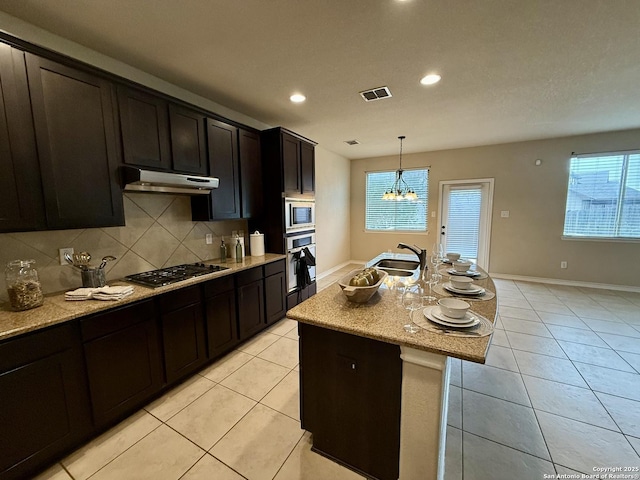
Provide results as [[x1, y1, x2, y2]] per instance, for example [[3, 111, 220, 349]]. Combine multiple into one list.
[[288, 245, 316, 255]]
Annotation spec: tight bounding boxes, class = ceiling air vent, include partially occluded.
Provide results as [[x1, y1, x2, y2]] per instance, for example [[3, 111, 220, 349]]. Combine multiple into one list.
[[344, 139, 360, 145], [359, 86, 392, 102]]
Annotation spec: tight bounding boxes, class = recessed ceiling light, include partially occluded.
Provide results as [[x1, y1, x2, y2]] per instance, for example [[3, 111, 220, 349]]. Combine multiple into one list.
[[290, 94, 306, 103], [420, 74, 441, 86]]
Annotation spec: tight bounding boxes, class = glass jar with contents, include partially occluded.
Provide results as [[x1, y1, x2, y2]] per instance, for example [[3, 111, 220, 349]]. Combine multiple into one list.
[[5, 259, 44, 311]]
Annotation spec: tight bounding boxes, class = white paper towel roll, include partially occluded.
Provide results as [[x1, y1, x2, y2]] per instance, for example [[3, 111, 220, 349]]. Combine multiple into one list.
[[250, 231, 265, 256]]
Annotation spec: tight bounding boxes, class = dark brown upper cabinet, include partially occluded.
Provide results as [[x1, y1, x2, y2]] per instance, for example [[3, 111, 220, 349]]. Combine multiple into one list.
[[262, 127, 316, 197], [0, 44, 45, 232], [26, 53, 124, 229], [191, 119, 240, 220], [238, 128, 263, 218], [117, 85, 171, 170], [168, 103, 207, 175]]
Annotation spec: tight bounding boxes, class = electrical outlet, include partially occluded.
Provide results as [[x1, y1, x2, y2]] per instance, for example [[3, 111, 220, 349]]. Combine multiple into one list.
[[205, 233, 213, 245], [59, 247, 74, 266], [431, 211, 436, 218], [560, 261, 567, 269], [501, 210, 510, 218]]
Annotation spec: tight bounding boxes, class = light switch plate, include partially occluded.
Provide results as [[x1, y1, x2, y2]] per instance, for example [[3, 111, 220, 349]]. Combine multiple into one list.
[[501, 210, 510, 218], [59, 247, 74, 266], [205, 233, 213, 244]]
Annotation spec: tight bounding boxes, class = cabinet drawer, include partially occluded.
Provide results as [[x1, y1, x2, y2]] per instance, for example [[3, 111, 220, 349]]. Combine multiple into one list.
[[235, 266, 263, 287], [81, 300, 156, 342], [158, 285, 202, 312], [203, 275, 234, 298], [264, 259, 285, 277]]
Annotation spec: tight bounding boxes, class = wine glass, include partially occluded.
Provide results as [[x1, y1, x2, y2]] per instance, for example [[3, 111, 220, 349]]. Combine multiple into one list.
[[402, 284, 423, 334], [430, 253, 442, 282], [424, 273, 439, 304]]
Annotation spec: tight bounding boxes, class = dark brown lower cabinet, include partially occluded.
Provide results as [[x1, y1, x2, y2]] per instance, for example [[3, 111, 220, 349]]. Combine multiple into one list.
[[0, 324, 91, 480], [236, 266, 265, 340], [299, 323, 402, 480], [264, 259, 286, 325], [204, 276, 238, 359], [286, 281, 317, 310], [81, 300, 162, 429], [159, 286, 206, 384]]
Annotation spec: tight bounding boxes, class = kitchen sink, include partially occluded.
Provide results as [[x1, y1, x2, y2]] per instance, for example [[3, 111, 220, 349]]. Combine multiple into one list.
[[375, 268, 414, 277], [373, 259, 420, 270]]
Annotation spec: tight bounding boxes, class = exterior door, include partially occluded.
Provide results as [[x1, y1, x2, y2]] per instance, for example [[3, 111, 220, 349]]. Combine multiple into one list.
[[438, 179, 494, 270]]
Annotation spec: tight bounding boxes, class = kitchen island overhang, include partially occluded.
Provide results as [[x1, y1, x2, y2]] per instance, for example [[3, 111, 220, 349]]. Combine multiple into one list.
[[286, 253, 497, 480]]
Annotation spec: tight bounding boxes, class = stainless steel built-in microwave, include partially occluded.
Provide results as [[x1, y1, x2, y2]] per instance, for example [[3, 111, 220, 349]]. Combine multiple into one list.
[[285, 198, 315, 233]]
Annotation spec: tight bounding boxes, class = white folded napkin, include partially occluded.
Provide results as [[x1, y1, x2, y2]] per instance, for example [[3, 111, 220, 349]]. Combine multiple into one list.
[[65, 285, 134, 301]]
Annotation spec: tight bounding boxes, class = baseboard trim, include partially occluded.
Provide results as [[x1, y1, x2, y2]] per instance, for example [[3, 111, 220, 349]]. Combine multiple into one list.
[[490, 272, 640, 293], [317, 260, 365, 280]]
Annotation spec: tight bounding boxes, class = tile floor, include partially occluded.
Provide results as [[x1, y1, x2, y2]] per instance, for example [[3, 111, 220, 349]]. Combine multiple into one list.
[[35, 265, 640, 480]]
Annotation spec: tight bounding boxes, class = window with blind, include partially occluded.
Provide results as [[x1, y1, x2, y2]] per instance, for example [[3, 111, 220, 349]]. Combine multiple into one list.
[[445, 186, 482, 261], [563, 151, 640, 239], [365, 169, 428, 231]]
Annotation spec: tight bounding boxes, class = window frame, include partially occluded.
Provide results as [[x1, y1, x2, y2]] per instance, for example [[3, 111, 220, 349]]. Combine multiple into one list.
[[364, 167, 429, 234], [562, 149, 640, 242]]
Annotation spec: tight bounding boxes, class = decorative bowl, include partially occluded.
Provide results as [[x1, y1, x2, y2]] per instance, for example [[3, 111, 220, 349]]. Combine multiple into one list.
[[437, 298, 470, 318], [446, 252, 461, 261], [450, 276, 473, 290], [338, 269, 388, 304], [453, 261, 472, 272]]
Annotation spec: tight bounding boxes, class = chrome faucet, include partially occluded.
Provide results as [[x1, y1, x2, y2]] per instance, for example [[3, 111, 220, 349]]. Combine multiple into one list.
[[397, 243, 426, 271]]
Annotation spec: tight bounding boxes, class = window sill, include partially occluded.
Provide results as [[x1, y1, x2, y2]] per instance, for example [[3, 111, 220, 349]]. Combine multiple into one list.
[[561, 236, 640, 244], [364, 229, 428, 235]]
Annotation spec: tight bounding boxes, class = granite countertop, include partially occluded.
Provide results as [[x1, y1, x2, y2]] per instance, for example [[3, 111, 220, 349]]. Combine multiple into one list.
[[286, 253, 497, 363], [0, 254, 286, 342]]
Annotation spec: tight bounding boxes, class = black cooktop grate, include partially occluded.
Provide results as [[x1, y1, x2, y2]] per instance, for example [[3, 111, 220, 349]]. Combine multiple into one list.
[[125, 263, 228, 287]]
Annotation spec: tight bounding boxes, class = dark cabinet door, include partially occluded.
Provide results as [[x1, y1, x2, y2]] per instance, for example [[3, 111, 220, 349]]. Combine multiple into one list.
[[299, 324, 402, 480], [237, 280, 265, 340], [0, 44, 45, 232], [208, 119, 240, 219], [205, 289, 238, 359], [238, 129, 262, 218], [117, 85, 171, 170], [300, 141, 315, 195], [81, 300, 162, 429], [26, 54, 124, 229], [159, 286, 206, 384], [282, 132, 301, 194], [264, 260, 287, 325], [0, 324, 91, 480], [168, 103, 207, 175]]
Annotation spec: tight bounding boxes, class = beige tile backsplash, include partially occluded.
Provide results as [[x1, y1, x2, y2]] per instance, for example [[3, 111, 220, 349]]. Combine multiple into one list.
[[0, 193, 247, 301]]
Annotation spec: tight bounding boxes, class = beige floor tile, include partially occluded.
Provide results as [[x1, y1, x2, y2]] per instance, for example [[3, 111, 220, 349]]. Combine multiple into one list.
[[497, 306, 541, 322], [596, 392, 640, 437], [90, 424, 204, 480], [62, 410, 161, 480], [500, 317, 553, 338], [257, 336, 300, 369], [537, 411, 639, 474], [261, 370, 300, 420], [598, 333, 640, 355], [498, 296, 532, 309], [619, 351, 640, 373], [537, 311, 589, 330], [496, 289, 526, 301], [462, 432, 554, 480], [506, 331, 567, 358], [582, 318, 640, 337], [557, 340, 635, 373], [145, 375, 216, 421], [181, 454, 245, 480], [33, 463, 72, 480], [462, 390, 549, 459], [200, 350, 253, 383], [448, 386, 462, 429], [513, 350, 588, 388], [211, 404, 304, 480], [555, 464, 589, 476], [284, 326, 299, 340], [274, 431, 365, 480], [237, 331, 281, 355], [574, 363, 640, 402], [167, 385, 256, 450], [462, 362, 529, 406], [522, 293, 564, 305], [220, 357, 290, 401], [444, 426, 462, 480], [568, 305, 618, 321], [546, 324, 609, 348], [484, 344, 519, 372], [628, 435, 640, 456], [529, 301, 574, 315], [266, 318, 299, 336], [515, 282, 551, 294], [522, 375, 617, 431], [450, 357, 462, 387], [490, 328, 510, 347]]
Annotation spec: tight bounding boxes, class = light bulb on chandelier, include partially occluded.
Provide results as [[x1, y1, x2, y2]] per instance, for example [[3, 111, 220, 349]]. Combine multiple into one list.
[[382, 136, 419, 201]]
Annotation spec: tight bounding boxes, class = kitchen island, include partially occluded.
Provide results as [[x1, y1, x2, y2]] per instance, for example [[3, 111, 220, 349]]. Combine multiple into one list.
[[286, 254, 497, 480]]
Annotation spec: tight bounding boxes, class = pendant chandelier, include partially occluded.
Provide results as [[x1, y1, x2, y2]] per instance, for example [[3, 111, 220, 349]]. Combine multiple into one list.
[[382, 136, 418, 201]]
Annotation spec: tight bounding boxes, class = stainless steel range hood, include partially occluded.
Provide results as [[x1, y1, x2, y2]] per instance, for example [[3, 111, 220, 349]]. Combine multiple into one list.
[[122, 166, 219, 195]]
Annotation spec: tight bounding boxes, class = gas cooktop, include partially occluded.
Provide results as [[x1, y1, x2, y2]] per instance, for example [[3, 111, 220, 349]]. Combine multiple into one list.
[[125, 263, 229, 288]]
